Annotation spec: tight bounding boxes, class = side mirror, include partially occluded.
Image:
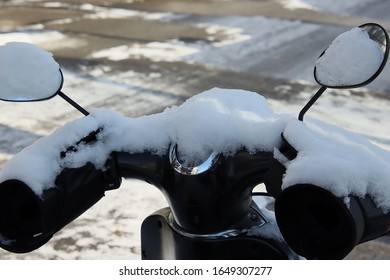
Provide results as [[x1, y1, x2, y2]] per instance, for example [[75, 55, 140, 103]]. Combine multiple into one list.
[[0, 42, 89, 115], [299, 23, 389, 121], [314, 23, 389, 88], [0, 42, 63, 102]]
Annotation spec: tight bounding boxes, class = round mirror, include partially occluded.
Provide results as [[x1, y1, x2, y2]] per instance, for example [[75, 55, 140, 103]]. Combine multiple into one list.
[[314, 23, 389, 88], [0, 42, 63, 102]]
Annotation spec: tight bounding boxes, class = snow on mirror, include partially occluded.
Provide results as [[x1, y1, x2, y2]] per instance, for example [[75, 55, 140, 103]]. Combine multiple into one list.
[[314, 23, 389, 88], [0, 42, 63, 102]]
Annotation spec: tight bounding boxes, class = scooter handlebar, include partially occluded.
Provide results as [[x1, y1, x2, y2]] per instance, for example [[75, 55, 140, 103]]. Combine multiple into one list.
[[0, 163, 109, 253]]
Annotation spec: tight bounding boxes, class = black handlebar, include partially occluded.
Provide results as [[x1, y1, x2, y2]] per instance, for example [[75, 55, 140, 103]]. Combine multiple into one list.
[[0, 137, 389, 259], [115, 149, 273, 233], [0, 148, 274, 253], [0, 163, 108, 253]]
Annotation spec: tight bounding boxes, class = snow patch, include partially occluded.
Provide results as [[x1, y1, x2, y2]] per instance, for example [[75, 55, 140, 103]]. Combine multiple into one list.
[[278, 0, 378, 14], [281, 118, 390, 212], [278, 0, 316, 10], [184, 16, 318, 73], [89, 41, 199, 62], [0, 30, 66, 46]]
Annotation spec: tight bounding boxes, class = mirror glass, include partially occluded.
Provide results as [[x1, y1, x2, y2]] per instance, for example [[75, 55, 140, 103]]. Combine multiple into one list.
[[0, 42, 63, 102], [314, 23, 389, 88]]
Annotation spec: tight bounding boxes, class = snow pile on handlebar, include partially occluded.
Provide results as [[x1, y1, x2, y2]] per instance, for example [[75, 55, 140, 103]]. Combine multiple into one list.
[[0, 88, 287, 194], [282, 118, 390, 211], [0, 87, 390, 212]]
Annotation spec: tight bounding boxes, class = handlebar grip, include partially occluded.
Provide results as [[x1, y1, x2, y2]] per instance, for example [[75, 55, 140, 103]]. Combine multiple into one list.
[[0, 163, 107, 253], [275, 184, 390, 259]]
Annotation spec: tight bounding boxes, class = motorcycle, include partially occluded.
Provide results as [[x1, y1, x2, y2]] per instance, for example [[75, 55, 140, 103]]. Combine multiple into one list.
[[0, 23, 388, 260]]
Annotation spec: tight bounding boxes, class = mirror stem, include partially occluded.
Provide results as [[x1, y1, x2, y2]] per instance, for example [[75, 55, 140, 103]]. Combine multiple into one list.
[[58, 91, 89, 116], [298, 86, 327, 121]]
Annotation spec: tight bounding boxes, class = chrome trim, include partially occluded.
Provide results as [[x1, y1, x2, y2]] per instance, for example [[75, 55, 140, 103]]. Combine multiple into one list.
[[169, 144, 220, 175]]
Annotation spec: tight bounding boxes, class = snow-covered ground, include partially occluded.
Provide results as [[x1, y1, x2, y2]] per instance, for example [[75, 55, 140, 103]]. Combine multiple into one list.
[[278, 0, 378, 13], [0, 0, 389, 259]]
